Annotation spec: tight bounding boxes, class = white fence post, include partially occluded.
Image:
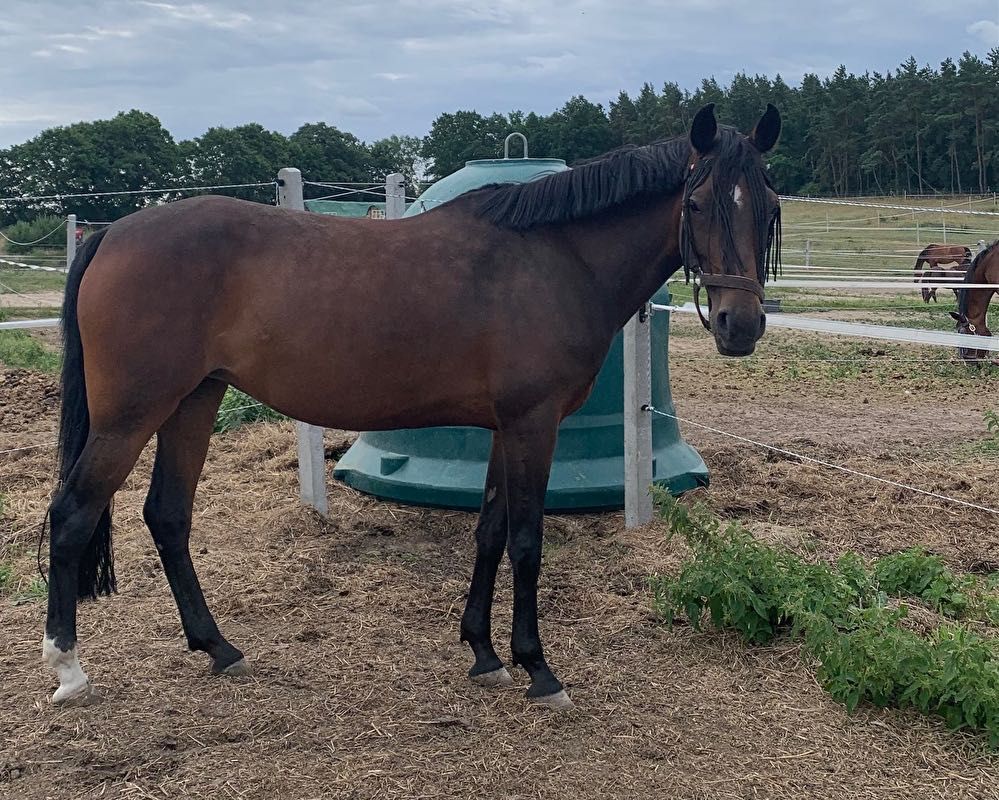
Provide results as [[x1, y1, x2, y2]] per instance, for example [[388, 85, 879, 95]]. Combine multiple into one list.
[[623, 304, 654, 528], [278, 167, 328, 517], [66, 214, 76, 270], [941, 206, 947, 243], [385, 172, 406, 220], [805, 239, 812, 267]]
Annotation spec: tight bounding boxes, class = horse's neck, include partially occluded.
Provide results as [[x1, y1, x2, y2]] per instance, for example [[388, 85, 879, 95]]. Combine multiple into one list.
[[971, 257, 997, 327], [562, 192, 683, 330], [984, 258, 999, 323]]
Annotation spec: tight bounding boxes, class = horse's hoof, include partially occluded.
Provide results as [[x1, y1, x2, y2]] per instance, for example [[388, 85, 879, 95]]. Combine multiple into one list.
[[215, 658, 252, 677], [530, 689, 575, 712], [51, 680, 96, 706], [470, 667, 514, 688]]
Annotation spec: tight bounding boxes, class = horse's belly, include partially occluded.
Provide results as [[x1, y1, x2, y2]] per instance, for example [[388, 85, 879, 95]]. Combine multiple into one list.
[[221, 338, 497, 432]]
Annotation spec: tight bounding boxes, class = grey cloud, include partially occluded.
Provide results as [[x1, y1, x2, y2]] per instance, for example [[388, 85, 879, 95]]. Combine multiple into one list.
[[0, 0, 995, 148], [968, 19, 999, 46]]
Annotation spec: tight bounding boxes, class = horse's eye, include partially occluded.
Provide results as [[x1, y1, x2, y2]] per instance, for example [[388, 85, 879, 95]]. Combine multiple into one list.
[[687, 199, 701, 214]]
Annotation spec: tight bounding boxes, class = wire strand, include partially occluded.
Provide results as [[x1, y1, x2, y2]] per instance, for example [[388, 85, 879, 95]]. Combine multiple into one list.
[[0, 220, 66, 246], [646, 406, 999, 515], [0, 182, 276, 203], [780, 195, 999, 217]]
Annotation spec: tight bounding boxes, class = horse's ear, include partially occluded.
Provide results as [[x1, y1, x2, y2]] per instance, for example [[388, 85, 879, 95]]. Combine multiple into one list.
[[690, 104, 718, 155], [750, 103, 781, 153], [950, 311, 967, 323]]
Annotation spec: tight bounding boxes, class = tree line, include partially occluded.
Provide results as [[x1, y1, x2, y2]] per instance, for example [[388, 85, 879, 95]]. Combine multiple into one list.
[[1, 50, 996, 226]]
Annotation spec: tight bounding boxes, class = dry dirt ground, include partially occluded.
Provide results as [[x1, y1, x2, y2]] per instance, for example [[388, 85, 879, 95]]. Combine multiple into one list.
[[0, 291, 64, 309], [2, 319, 999, 799]]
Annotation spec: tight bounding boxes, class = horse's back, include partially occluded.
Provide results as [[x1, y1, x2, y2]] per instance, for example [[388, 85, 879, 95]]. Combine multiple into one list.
[[74, 195, 600, 431]]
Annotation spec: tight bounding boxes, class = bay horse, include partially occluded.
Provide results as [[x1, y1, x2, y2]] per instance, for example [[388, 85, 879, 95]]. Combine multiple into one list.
[[950, 240, 999, 365], [914, 243, 971, 303], [42, 104, 782, 710]]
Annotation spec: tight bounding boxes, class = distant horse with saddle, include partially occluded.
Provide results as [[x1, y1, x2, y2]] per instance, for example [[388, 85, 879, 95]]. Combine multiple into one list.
[[913, 243, 972, 303], [950, 240, 999, 366]]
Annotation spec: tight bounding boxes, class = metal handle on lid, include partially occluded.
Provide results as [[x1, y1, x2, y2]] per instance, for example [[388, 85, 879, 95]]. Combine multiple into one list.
[[504, 132, 528, 159]]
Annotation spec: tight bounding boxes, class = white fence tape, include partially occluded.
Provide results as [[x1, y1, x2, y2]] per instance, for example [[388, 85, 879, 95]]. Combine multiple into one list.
[[654, 302, 999, 352], [0, 317, 59, 330]]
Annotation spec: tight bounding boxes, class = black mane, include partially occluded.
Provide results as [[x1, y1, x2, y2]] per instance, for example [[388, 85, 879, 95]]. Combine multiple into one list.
[[469, 127, 772, 233], [959, 239, 999, 316], [470, 136, 692, 230], [466, 126, 779, 284]]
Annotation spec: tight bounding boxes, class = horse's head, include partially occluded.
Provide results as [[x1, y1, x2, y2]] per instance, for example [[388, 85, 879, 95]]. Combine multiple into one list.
[[950, 311, 994, 366], [681, 103, 782, 357]]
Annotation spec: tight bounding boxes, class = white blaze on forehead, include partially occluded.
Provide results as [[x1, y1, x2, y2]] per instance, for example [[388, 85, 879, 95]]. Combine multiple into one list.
[[732, 185, 744, 208]]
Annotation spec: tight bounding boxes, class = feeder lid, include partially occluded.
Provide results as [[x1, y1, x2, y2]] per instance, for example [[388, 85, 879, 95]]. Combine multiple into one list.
[[404, 132, 568, 217]]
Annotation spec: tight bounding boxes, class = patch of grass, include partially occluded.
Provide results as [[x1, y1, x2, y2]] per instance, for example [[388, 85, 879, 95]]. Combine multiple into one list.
[[727, 334, 976, 384], [214, 387, 286, 434], [0, 267, 67, 293], [973, 411, 999, 458], [0, 328, 61, 372], [12, 577, 48, 604], [0, 306, 61, 320], [0, 562, 47, 603], [651, 491, 999, 746]]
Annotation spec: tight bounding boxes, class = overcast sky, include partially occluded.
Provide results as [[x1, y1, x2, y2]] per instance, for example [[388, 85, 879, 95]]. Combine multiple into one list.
[[1, 0, 996, 149]]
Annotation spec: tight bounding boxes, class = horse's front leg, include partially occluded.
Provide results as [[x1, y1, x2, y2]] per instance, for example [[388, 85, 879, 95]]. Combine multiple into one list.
[[499, 407, 573, 710]]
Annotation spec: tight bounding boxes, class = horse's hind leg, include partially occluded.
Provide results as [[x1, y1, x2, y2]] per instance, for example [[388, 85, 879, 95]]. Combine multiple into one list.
[[44, 427, 157, 704], [142, 379, 247, 676], [460, 433, 513, 688]]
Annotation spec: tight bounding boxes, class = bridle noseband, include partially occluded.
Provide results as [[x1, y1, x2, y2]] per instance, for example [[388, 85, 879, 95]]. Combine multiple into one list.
[[691, 273, 766, 331]]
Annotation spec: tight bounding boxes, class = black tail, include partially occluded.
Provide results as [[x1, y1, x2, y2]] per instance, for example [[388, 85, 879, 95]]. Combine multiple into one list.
[[57, 227, 115, 599]]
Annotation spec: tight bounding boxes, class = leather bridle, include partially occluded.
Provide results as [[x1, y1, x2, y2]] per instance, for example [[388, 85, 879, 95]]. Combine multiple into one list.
[[681, 161, 773, 332], [692, 273, 766, 331]]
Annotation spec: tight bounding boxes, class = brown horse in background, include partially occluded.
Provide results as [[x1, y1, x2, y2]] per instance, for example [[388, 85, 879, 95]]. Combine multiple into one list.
[[950, 241, 999, 365], [914, 243, 971, 303], [41, 104, 783, 711]]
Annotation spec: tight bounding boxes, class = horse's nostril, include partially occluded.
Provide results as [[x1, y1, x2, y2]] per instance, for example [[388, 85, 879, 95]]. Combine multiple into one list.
[[716, 310, 730, 333]]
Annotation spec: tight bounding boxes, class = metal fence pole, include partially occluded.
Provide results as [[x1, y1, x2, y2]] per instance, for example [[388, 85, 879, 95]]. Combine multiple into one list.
[[66, 214, 76, 270], [623, 304, 653, 528], [385, 172, 406, 220], [278, 167, 328, 517]]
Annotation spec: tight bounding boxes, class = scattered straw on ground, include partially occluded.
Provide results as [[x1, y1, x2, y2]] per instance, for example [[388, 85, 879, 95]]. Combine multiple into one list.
[[2, 332, 999, 799]]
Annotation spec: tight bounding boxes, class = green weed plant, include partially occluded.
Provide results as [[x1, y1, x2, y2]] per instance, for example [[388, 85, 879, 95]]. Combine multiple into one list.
[[651, 490, 999, 745]]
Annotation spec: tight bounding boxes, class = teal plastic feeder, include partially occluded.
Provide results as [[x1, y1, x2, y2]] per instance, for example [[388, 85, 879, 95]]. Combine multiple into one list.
[[331, 134, 708, 510]]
